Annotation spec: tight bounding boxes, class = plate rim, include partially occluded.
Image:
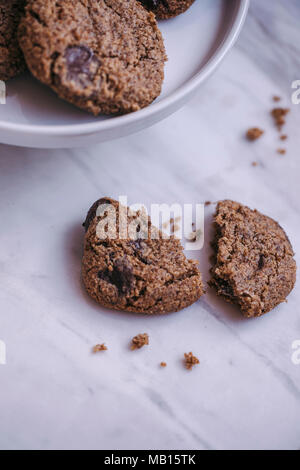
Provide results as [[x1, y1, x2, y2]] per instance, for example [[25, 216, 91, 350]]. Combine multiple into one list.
[[0, 0, 249, 137]]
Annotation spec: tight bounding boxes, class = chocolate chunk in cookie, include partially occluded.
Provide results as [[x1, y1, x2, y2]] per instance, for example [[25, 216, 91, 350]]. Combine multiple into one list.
[[139, 0, 195, 20], [209, 200, 296, 318], [0, 0, 26, 81], [82, 197, 204, 314], [18, 0, 166, 115]]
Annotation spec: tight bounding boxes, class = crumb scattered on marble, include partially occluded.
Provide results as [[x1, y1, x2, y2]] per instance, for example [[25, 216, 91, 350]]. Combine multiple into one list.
[[163, 216, 181, 234], [163, 218, 173, 229], [246, 127, 264, 141], [271, 107, 290, 131], [205, 201, 212, 206], [184, 352, 200, 370], [280, 134, 287, 141], [277, 148, 286, 155], [160, 362, 167, 367], [163, 216, 181, 226], [93, 343, 107, 353], [273, 95, 281, 102], [186, 231, 197, 242], [131, 333, 149, 350], [186, 228, 202, 242], [171, 223, 180, 234], [252, 161, 258, 167]]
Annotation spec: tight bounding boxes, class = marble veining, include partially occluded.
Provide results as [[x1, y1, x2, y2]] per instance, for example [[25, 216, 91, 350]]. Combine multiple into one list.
[[0, 0, 300, 450]]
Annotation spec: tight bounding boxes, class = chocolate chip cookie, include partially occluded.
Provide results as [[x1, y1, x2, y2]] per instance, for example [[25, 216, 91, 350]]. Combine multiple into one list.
[[139, 0, 195, 19], [0, 0, 26, 81], [82, 198, 204, 314], [209, 200, 296, 318], [18, 0, 166, 115]]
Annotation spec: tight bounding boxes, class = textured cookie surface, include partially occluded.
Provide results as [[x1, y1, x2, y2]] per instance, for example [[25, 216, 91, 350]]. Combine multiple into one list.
[[0, 0, 26, 81], [139, 0, 195, 19], [209, 200, 296, 318], [18, 0, 166, 115], [82, 198, 203, 314]]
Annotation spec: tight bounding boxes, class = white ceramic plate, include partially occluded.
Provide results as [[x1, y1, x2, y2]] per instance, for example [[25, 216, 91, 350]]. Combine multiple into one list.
[[0, 0, 249, 149]]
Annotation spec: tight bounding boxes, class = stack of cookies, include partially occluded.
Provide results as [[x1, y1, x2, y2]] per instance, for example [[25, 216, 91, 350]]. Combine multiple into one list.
[[0, 0, 195, 115]]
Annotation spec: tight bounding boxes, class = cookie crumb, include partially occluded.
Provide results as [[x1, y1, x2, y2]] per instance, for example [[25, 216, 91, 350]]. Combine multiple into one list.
[[163, 217, 174, 228], [252, 161, 258, 167], [273, 95, 281, 102], [171, 223, 180, 234], [93, 343, 107, 353], [186, 229, 201, 242], [160, 362, 167, 367], [131, 333, 149, 350], [246, 127, 264, 141], [163, 216, 181, 234], [271, 107, 290, 131], [186, 231, 196, 242], [277, 148, 286, 155], [184, 352, 200, 370], [280, 134, 287, 141], [205, 201, 212, 206]]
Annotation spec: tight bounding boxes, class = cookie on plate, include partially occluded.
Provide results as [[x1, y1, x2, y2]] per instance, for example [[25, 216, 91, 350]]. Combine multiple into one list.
[[82, 198, 204, 314], [18, 0, 166, 115], [209, 200, 296, 318], [139, 0, 195, 19], [0, 0, 26, 81]]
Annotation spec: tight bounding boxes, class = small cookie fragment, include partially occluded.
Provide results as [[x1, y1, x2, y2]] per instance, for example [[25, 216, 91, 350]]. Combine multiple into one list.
[[272, 95, 281, 102], [0, 0, 27, 81], [162, 216, 181, 235], [131, 333, 149, 350], [209, 200, 296, 318], [271, 106, 289, 153], [186, 229, 201, 243], [271, 107, 290, 131], [93, 343, 107, 352], [246, 127, 264, 141], [184, 352, 199, 370], [139, 0, 195, 20], [160, 361, 167, 367]]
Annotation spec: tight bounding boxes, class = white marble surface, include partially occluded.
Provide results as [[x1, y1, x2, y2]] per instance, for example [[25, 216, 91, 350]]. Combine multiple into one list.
[[0, 0, 300, 450]]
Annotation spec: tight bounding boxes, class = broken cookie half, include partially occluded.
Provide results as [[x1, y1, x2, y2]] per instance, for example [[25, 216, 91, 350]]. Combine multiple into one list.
[[82, 197, 203, 314], [209, 200, 296, 318]]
